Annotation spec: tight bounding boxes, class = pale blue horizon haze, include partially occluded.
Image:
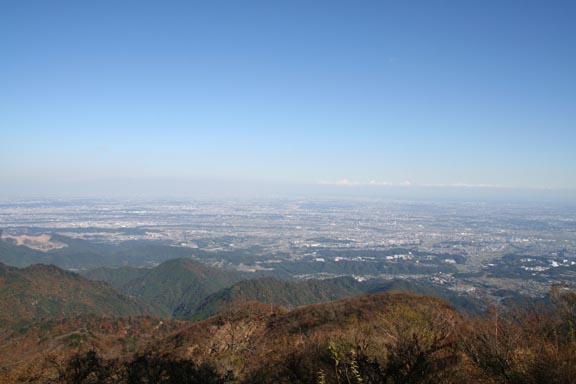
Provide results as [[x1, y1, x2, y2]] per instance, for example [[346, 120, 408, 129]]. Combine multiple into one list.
[[1, 0, 575, 200]]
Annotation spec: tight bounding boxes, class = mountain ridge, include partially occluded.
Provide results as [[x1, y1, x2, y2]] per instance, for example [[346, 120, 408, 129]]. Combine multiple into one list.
[[0, 262, 148, 324]]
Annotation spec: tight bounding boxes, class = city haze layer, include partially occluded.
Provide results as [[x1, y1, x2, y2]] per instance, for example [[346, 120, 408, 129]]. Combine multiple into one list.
[[2, 198, 575, 298]]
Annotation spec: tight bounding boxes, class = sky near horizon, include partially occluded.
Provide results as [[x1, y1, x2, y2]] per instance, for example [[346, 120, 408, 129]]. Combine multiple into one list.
[[1, 0, 575, 198]]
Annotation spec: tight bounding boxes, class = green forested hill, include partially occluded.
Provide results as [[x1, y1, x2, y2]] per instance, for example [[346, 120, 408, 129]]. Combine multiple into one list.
[[189, 276, 364, 320], [105, 258, 244, 318], [0, 241, 50, 268], [82, 266, 149, 290], [191, 276, 485, 320], [84, 257, 483, 320], [0, 263, 147, 323]]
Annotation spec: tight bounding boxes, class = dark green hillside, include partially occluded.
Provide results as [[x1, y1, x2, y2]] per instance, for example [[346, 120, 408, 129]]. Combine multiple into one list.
[[189, 276, 365, 320], [83, 256, 483, 320], [0, 240, 50, 268], [0, 263, 147, 323], [82, 266, 149, 290], [120, 258, 243, 318], [192, 276, 484, 320]]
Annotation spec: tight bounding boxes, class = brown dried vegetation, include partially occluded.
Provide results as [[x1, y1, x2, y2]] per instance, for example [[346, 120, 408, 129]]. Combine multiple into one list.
[[1, 288, 576, 383]]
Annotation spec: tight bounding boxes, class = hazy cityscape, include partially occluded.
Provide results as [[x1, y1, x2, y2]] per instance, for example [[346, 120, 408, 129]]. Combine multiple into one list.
[[2, 198, 575, 299]]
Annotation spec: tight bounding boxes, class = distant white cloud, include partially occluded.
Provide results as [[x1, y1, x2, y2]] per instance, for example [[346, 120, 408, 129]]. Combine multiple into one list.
[[422, 182, 510, 189], [319, 179, 413, 187], [318, 180, 512, 189]]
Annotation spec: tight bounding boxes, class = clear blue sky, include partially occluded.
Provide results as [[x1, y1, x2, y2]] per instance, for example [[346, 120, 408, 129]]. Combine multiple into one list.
[[1, 0, 575, 198]]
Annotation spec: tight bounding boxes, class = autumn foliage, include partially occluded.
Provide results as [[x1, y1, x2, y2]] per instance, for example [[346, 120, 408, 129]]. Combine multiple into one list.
[[1, 288, 576, 383]]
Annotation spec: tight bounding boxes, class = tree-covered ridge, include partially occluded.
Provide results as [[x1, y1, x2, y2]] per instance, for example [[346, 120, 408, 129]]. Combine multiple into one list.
[[1, 253, 482, 327], [189, 276, 365, 320], [82, 266, 149, 291], [94, 258, 244, 318], [0, 263, 147, 324], [85, 258, 484, 320]]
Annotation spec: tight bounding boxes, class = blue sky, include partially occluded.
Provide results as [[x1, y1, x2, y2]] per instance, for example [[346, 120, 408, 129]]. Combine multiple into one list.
[[1, 0, 575, 198]]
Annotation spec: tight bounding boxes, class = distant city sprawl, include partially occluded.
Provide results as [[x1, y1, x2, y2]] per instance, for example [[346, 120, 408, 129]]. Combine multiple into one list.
[[1, 198, 575, 300]]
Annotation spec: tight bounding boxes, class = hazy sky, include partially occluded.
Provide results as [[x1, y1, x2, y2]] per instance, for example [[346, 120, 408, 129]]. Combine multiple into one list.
[[1, 0, 575, 198]]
